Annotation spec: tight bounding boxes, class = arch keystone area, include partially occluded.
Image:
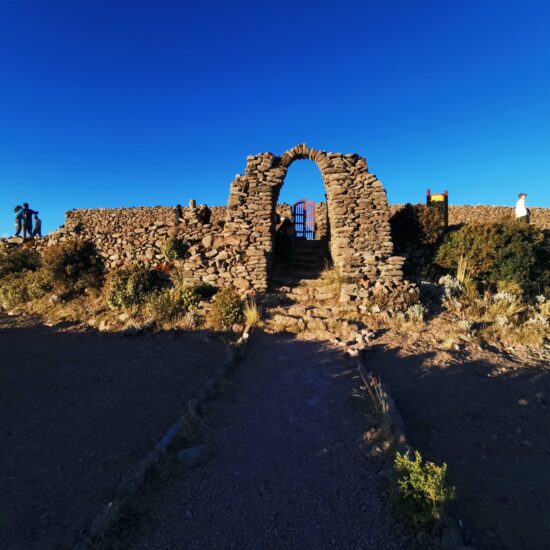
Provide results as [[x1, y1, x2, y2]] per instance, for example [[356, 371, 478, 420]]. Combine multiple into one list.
[[224, 145, 405, 296]]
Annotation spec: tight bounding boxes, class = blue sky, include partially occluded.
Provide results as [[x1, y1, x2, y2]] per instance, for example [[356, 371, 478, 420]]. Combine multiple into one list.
[[1, 0, 549, 236]]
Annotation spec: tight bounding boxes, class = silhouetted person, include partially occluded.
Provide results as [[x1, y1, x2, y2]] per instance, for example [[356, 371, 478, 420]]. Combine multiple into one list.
[[199, 204, 212, 225], [13, 205, 23, 237], [21, 203, 38, 239], [32, 214, 42, 237], [515, 193, 530, 224], [174, 204, 183, 226]]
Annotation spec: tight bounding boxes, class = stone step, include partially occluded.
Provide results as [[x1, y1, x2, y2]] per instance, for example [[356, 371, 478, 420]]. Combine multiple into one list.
[[265, 310, 369, 342], [293, 239, 327, 249]]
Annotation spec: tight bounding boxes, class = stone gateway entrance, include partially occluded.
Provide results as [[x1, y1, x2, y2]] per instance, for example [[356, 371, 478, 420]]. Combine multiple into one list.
[[224, 144, 404, 296]]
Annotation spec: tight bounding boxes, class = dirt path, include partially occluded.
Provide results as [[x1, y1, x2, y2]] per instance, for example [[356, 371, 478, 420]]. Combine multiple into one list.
[[0, 313, 226, 550], [130, 332, 409, 549]]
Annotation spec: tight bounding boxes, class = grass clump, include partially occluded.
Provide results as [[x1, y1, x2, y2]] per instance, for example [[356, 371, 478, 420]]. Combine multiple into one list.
[[0, 248, 41, 278], [42, 239, 103, 290], [0, 269, 54, 308], [243, 299, 262, 328], [104, 266, 160, 309], [394, 450, 455, 528], [207, 287, 244, 330], [146, 286, 202, 323], [161, 237, 189, 261]]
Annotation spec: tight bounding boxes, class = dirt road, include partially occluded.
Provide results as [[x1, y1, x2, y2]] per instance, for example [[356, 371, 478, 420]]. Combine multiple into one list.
[[130, 332, 408, 549]]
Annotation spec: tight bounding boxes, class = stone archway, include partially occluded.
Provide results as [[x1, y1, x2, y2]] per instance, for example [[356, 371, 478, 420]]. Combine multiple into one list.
[[223, 144, 403, 296]]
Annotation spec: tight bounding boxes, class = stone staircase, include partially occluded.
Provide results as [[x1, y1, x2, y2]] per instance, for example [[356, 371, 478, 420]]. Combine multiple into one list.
[[263, 239, 374, 352]]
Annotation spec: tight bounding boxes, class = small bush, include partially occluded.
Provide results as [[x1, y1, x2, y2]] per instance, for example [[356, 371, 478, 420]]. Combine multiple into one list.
[[436, 221, 548, 293], [161, 237, 189, 261], [42, 239, 103, 290], [0, 248, 41, 278], [391, 204, 445, 250], [207, 287, 244, 329], [104, 266, 160, 308], [147, 286, 202, 323], [486, 293, 527, 323], [0, 269, 53, 307], [394, 450, 455, 528]]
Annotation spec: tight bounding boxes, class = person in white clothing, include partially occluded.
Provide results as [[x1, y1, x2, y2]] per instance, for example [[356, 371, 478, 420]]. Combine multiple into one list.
[[515, 193, 529, 223]]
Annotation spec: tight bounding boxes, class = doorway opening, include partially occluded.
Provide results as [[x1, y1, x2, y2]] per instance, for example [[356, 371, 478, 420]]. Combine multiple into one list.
[[272, 161, 331, 286]]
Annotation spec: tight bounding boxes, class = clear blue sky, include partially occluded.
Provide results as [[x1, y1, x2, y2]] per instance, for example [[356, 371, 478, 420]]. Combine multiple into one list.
[[1, 0, 549, 236]]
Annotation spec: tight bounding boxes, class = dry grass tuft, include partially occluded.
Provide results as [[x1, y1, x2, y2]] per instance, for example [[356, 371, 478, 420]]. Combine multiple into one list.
[[456, 255, 472, 285], [243, 299, 262, 328]]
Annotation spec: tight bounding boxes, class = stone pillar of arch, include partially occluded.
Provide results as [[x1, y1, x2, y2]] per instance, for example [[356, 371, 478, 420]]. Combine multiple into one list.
[[223, 144, 404, 296]]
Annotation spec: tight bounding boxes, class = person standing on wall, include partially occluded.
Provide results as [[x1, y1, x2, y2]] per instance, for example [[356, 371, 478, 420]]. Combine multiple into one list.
[[174, 204, 183, 226], [199, 204, 212, 225], [515, 193, 530, 224], [13, 205, 24, 236], [32, 214, 42, 237], [21, 203, 39, 239]]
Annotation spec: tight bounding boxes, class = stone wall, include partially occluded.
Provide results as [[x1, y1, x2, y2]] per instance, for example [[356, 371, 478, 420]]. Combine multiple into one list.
[[1, 145, 407, 299], [225, 144, 403, 294], [389, 204, 550, 230]]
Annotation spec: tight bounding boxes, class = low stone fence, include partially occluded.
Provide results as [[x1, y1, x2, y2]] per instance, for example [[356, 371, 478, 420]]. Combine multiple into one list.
[[389, 204, 550, 230]]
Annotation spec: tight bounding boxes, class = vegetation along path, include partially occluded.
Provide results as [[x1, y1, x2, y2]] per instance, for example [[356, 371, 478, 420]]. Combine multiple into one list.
[[130, 332, 409, 549]]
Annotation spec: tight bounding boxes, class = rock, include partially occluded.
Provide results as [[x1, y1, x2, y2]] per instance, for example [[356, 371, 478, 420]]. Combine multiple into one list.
[[177, 444, 211, 468], [48, 294, 62, 305], [118, 313, 130, 322], [98, 320, 109, 332]]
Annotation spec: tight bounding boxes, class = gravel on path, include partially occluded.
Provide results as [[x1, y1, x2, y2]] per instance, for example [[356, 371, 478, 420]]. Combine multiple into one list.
[[132, 332, 409, 549]]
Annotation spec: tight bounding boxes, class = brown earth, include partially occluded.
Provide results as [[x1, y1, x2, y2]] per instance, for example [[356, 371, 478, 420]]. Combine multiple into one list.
[[0, 312, 227, 550], [369, 318, 550, 549]]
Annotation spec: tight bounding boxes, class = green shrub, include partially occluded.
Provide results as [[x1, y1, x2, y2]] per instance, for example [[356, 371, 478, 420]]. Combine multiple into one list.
[[394, 450, 455, 528], [207, 287, 244, 329], [104, 266, 160, 308], [147, 284, 208, 324], [436, 221, 548, 293], [42, 239, 103, 290], [0, 248, 41, 278], [391, 204, 446, 250], [0, 269, 53, 307], [161, 237, 189, 261]]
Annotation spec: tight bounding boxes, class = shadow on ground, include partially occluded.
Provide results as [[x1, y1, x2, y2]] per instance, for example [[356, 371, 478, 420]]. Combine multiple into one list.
[[367, 342, 550, 549], [0, 315, 227, 549]]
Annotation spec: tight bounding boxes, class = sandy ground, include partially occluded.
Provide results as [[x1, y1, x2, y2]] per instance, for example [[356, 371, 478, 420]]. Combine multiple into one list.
[[370, 322, 550, 549], [0, 312, 226, 550]]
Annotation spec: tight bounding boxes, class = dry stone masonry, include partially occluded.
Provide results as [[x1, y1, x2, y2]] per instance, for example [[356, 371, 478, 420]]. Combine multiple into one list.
[[224, 144, 405, 296], [389, 204, 550, 230], [3, 144, 549, 303]]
